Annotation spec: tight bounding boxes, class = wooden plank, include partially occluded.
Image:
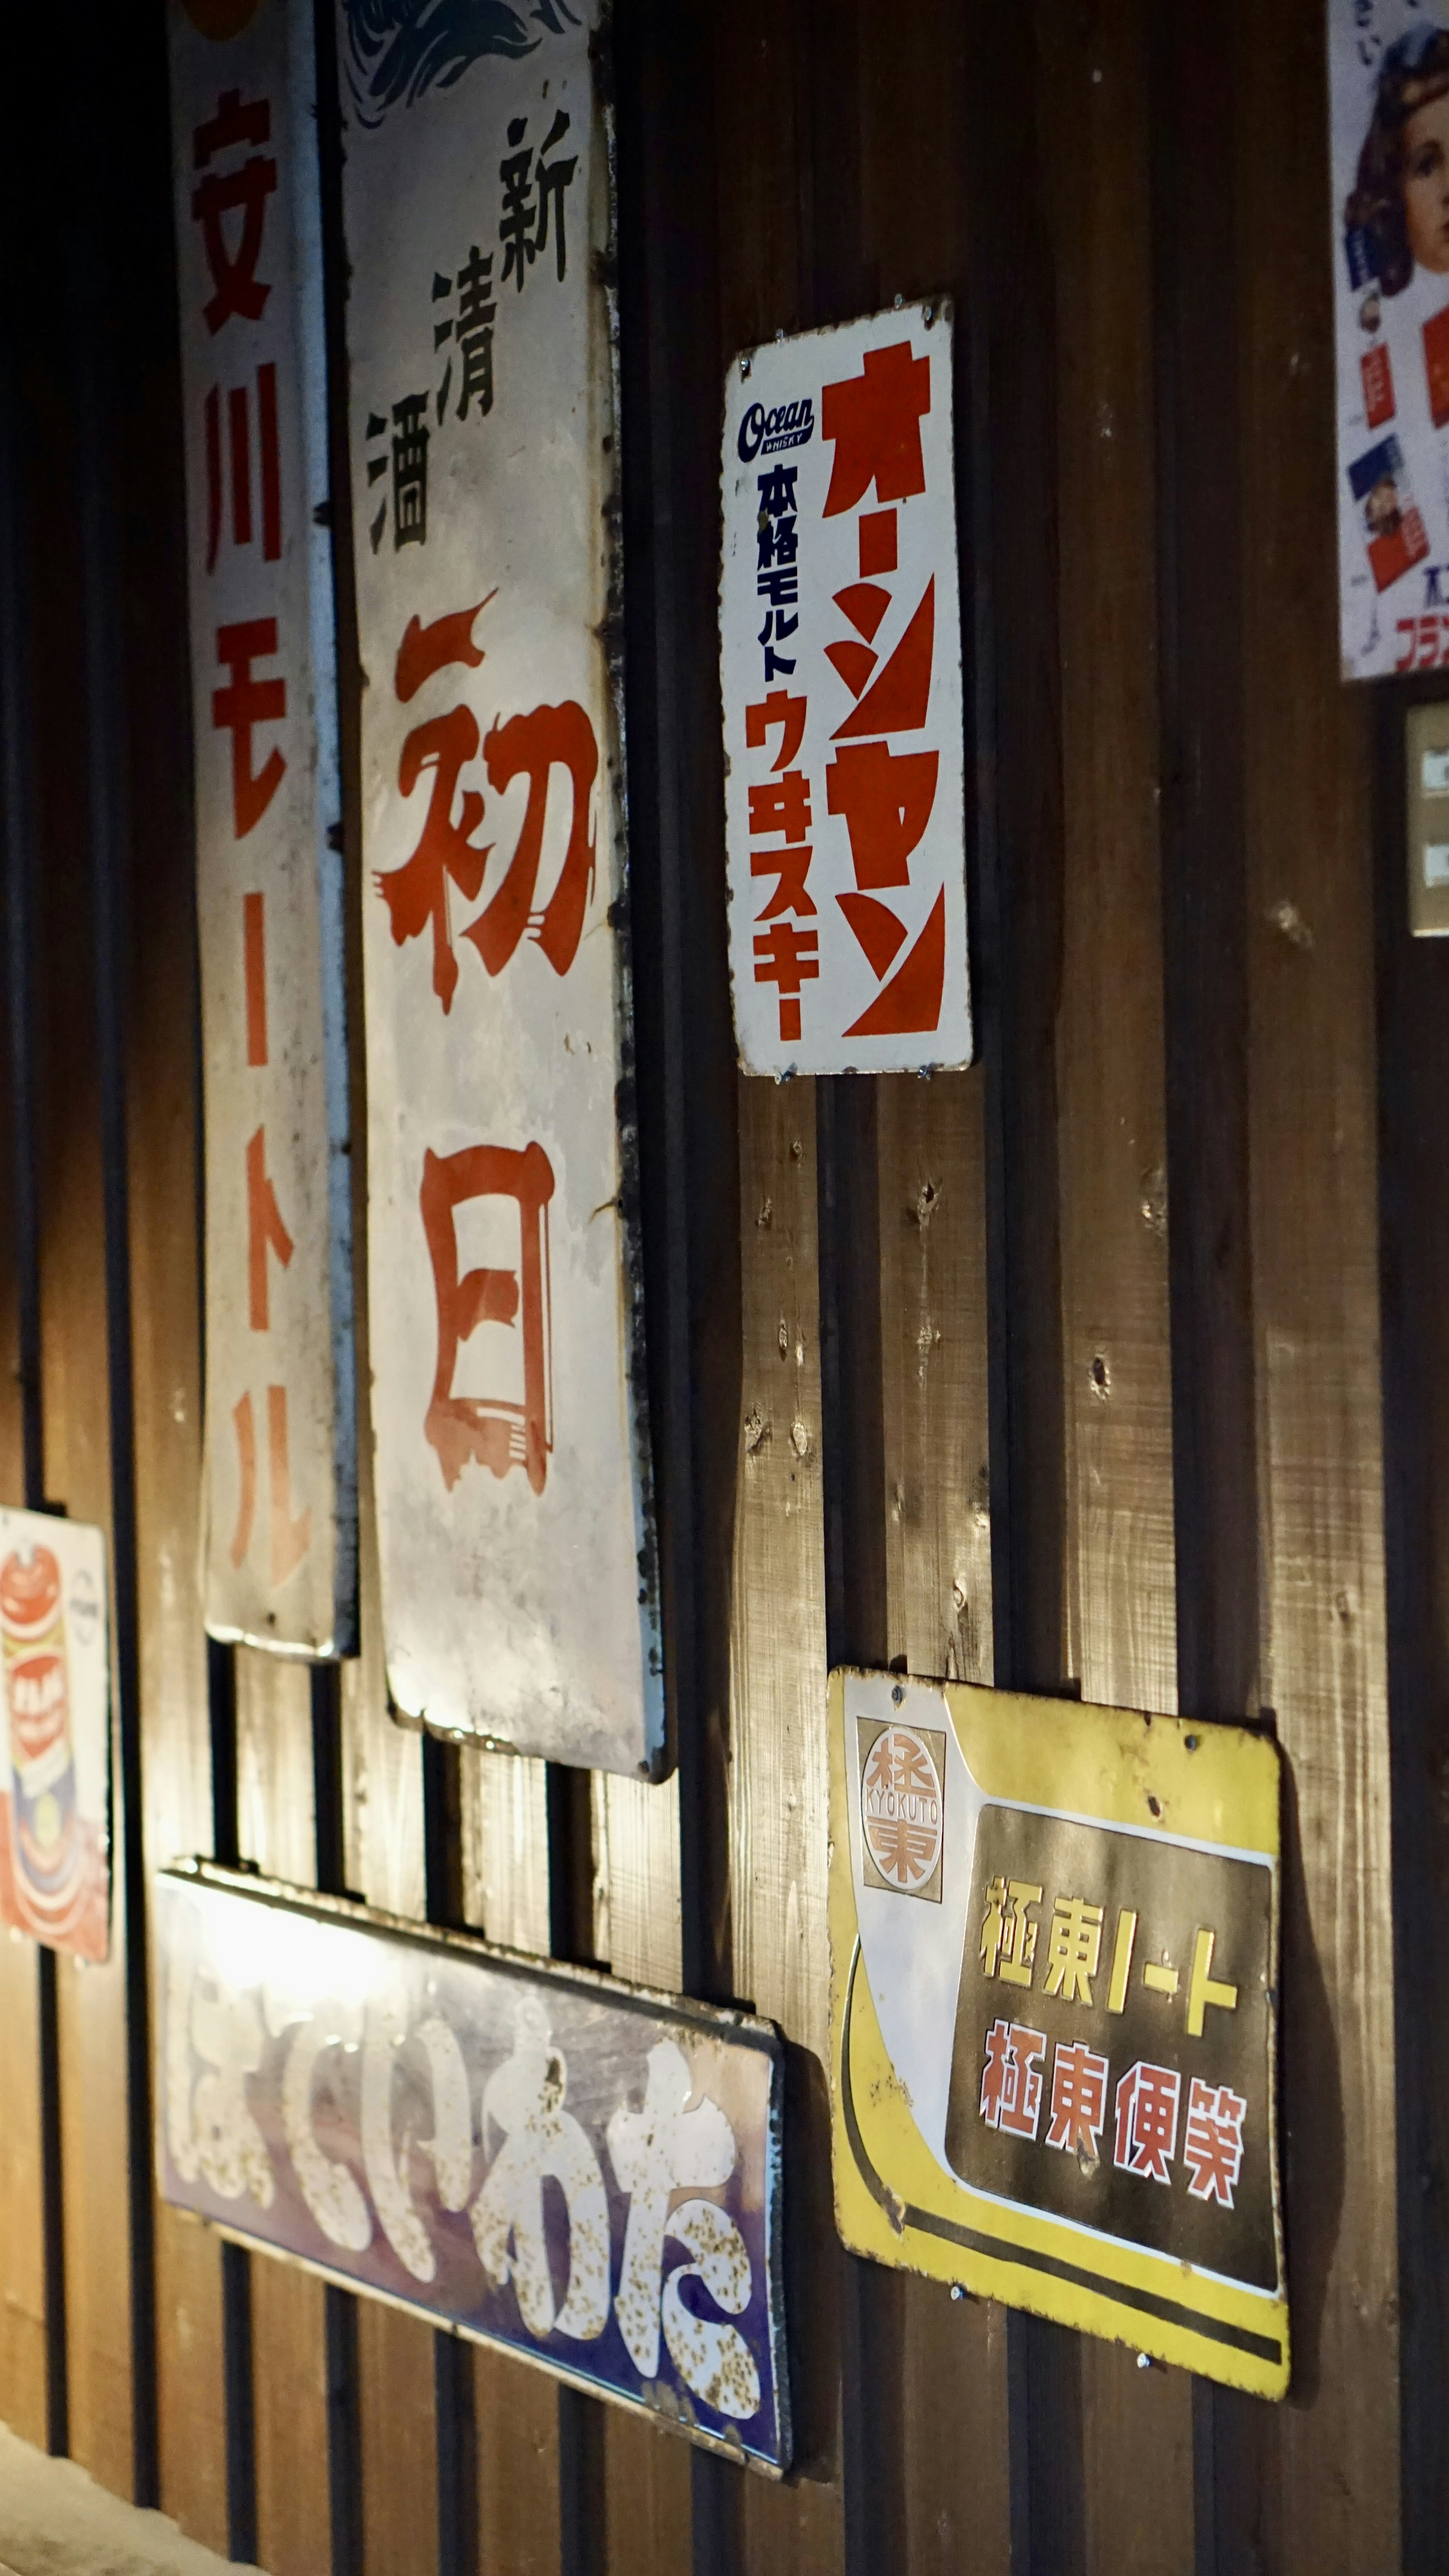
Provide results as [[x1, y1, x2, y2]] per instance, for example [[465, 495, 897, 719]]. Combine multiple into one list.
[[117, 323, 231, 2553], [233, 1646, 333, 2576], [876, 1073, 1009, 2575], [0, 485, 49, 2454], [459, 1752, 559, 2568], [1234, 0, 1398, 2562], [342, 1497, 439, 2576], [1030, 5, 1194, 2569], [25, 365, 133, 2501]]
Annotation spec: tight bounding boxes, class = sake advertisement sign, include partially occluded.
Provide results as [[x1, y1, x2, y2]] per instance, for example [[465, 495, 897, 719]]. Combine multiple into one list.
[[719, 300, 971, 1075], [828, 1672, 1287, 2398], [337, 0, 662, 1776], [155, 1865, 789, 2471], [1328, 0, 1449, 677], [0, 1509, 109, 1963]]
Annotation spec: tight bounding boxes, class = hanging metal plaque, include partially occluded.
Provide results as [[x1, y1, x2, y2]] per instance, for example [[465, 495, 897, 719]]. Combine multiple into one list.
[[828, 1671, 1288, 2398], [168, 0, 356, 1657], [155, 1863, 790, 2471]]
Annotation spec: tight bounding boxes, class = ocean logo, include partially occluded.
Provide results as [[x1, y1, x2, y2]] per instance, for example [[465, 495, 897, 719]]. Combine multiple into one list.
[[341, 0, 583, 127]]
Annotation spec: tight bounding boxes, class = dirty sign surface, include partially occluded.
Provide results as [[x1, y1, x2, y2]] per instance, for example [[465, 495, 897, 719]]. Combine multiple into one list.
[[336, 0, 661, 1774], [720, 301, 971, 1075], [828, 1671, 1287, 2397], [168, 0, 356, 1657], [155, 1865, 789, 2471], [0, 1509, 109, 1962]]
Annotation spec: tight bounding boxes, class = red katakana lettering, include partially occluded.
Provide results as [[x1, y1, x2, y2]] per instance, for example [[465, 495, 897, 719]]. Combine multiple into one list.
[[1181, 2079, 1246, 2209], [745, 690, 807, 771], [420, 1140, 555, 1495], [1045, 2041, 1109, 2160], [825, 741, 938, 890], [213, 620, 286, 838], [751, 844, 814, 919], [821, 339, 931, 517], [978, 2018, 1046, 2139], [747, 771, 812, 842], [245, 1126, 294, 1330], [191, 91, 277, 336], [1113, 2060, 1181, 2185]]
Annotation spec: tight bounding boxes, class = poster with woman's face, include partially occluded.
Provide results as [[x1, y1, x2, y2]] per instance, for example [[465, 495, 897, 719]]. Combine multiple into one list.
[[1331, 2, 1449, 677]]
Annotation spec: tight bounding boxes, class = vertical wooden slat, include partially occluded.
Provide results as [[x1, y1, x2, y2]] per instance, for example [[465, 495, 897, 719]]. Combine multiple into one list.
[[458, 1754, 559, 2570], [0, 261, 52, 2464], [234, 1647, 333, 2576], [1032, 5, 1195, 2571], [1235, 0, 1399, 2563], [124, 324, 229, 2551], [24, 331, 135, 2499], [342, 1527, 440, 2576]]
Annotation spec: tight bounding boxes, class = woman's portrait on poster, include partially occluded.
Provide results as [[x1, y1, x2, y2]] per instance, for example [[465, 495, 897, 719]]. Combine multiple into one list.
[[1348, 23, 1449, 290]]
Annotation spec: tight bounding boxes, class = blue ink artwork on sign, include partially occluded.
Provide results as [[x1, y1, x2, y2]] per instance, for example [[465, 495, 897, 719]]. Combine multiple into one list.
[[154, 1864, 790, 2472], [341, 0, 583, 125]]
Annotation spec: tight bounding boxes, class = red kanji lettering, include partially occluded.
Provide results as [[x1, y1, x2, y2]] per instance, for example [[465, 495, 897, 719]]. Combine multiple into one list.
[[978, 2018, 1046, 2139], [213, 620, 286, 838], [205, 365, 281, 573], [1045, 2041, 1109, 2160], [1112, 2060, 1181, 2185], [191, 91, 277, 336], [420, 1141, 555, 1496], [821, 340, 931, 517], [380, 702, 491, 1012], [1181, 2080, 1246, 2209], [469, 701, 598, 979]]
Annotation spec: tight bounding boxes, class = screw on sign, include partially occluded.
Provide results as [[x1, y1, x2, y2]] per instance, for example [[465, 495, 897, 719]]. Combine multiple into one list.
[[861, 1722, 943, 1892], [0, 1546, 83, 1942]]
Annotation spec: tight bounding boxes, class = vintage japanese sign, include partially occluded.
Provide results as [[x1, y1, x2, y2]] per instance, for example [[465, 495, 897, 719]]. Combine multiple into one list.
[[337, 0, 661, 1773], [719, 302, 971, 1076], [155, 1863, 789, 2470], [828, 1672, 1287, 2396], [0, 1510, 109, 1963], [168, 0, 355, 1657], [1329, 0, 1449, 678]]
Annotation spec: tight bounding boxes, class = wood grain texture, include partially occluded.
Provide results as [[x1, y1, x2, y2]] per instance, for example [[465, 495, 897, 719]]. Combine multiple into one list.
[[877, 1067, 1011, 2576], [233, 1646, 331, 2574], [28, 395, 133, 2497], [1033, 6, 1192, 2570], [1235, 0, 1399, 2561], [0, 983, 47, 2450], [123, 337, 229, 2552]]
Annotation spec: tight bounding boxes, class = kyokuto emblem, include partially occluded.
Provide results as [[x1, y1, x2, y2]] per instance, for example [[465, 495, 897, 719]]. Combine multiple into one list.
[[858, 1718, 946, 1902]]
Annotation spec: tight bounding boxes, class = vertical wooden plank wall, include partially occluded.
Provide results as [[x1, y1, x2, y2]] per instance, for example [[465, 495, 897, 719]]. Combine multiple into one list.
[[0, 3, 1423, 2574]]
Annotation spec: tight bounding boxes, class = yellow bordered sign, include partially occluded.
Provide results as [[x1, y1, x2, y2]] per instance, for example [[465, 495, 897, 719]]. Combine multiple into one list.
[[828, 1671, 1288, 2397]]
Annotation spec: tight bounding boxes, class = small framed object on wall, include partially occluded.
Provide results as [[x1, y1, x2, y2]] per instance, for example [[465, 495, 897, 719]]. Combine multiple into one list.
[[1406, 699, 1449, 932]]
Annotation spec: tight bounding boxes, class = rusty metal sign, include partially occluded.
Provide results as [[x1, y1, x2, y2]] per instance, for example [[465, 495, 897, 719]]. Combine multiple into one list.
[[155, 1863, 790, 2470], [0, 1510, 109, 1962], [335, 0, 662, 1775], [168, 0, 357, 1657], [828, 1671, 1288, 2397], [720, 300, 971, 1076]]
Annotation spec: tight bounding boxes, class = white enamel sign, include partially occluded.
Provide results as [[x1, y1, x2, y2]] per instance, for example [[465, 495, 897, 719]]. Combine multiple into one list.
[[720, 302, 971, 1075], [337, 0, 662, 1773], [169, 0, 356, 1656], [0, 1510, 110, 1962], [1329, 0, 1449, 678]]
